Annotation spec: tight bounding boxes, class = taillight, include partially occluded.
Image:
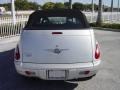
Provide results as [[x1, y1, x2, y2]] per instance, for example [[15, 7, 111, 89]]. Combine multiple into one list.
[[95, 42, 100, 59], [15, 46, 20, 60]]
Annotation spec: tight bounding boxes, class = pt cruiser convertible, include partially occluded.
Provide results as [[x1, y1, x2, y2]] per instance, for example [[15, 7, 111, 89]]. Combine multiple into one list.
[[14, 9, 101, 80]]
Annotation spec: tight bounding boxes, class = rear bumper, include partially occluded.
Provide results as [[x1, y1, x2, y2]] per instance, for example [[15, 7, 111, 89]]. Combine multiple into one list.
[[14, 61, 101, 80]]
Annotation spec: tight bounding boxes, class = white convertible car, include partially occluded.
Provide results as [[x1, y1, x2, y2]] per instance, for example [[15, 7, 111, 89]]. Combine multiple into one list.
[[14, 9, 101, 80]]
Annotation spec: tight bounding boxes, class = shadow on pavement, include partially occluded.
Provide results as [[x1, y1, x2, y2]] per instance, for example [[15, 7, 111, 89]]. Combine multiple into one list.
[[0, 49, 92, 90], [15, 77, 78, 90], [68, 76, 93, 82]]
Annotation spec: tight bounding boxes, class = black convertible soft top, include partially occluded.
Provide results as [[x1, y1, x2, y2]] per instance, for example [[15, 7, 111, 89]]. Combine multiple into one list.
[[25, 9, 90, 30]]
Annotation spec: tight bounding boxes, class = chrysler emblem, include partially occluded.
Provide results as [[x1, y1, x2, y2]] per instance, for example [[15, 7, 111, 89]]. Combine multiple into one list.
[[45, 48, 69, 54], [54, 48, 61, 54]]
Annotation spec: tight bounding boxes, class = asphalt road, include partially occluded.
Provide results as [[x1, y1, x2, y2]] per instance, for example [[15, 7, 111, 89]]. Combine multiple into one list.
[[0, 30, 120, 90]]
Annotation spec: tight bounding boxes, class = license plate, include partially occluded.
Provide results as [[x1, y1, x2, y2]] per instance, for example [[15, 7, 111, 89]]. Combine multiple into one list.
[[48, 70, 66, 79]]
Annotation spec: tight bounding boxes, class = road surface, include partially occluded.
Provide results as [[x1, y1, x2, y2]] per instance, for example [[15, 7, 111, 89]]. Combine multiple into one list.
[[0, 30, 120, 90]]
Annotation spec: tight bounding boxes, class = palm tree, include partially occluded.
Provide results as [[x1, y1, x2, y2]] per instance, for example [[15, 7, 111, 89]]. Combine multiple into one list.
[[110, 0, 113, 22], [111, 0, 113, 12], [91, 0, 94, 22], [69, 0, 72, 9], [11, 0, 16, 25], [92, 0, 94, 13], [96, 0, 102, 26], [118, 0, 119, 12]]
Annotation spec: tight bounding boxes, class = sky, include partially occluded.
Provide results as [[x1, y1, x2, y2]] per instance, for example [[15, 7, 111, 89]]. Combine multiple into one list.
[[0, 0, 119, 7]]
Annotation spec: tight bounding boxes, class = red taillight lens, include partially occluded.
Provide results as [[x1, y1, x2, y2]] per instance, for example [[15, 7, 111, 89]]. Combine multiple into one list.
[[15, 46, 20, 60], [95, 43, 100, 59]]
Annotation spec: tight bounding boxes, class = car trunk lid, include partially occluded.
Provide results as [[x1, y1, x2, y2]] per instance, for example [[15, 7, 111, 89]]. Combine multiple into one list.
[[22, 30, 93, 64]]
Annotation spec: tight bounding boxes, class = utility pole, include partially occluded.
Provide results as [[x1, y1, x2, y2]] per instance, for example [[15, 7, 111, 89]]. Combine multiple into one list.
[[69, 0, 72, 9], [11, 0, 16, 25]]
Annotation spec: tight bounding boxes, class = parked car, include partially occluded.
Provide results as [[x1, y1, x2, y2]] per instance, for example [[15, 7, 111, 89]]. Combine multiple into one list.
[[14, 9, 101, 80]]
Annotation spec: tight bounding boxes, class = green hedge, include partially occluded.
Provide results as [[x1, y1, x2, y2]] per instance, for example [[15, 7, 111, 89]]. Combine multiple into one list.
[[90, 23, 120, 30]]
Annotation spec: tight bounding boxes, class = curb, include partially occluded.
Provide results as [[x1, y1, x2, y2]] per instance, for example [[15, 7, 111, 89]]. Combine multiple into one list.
[[93, 27, 120, 32], [0, 36, 20, 52]]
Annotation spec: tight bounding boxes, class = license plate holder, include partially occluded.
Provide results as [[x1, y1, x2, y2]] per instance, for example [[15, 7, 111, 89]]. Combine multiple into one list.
[[48, 70, 66, 79]]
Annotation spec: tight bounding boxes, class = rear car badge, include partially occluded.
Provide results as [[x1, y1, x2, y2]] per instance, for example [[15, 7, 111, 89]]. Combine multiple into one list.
[[45, 48, 69, 54]]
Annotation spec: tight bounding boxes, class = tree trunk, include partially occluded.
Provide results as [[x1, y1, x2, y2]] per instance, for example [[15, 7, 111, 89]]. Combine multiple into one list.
[[92, 0, 94, 13], [118, 0, 119, 12], [11, 0, 16, 25], [96, 0, 102, 26], [69, 0, 72, 9], [111, 0, 113, 12]]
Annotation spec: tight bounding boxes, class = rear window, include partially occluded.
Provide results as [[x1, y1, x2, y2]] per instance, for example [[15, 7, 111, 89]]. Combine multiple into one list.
[[25, 10, 90, 30], [45, 17, 81, 25]]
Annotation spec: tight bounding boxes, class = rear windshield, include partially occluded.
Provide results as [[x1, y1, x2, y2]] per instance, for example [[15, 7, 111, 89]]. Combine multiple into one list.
[[25, 10, 90, 30]]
